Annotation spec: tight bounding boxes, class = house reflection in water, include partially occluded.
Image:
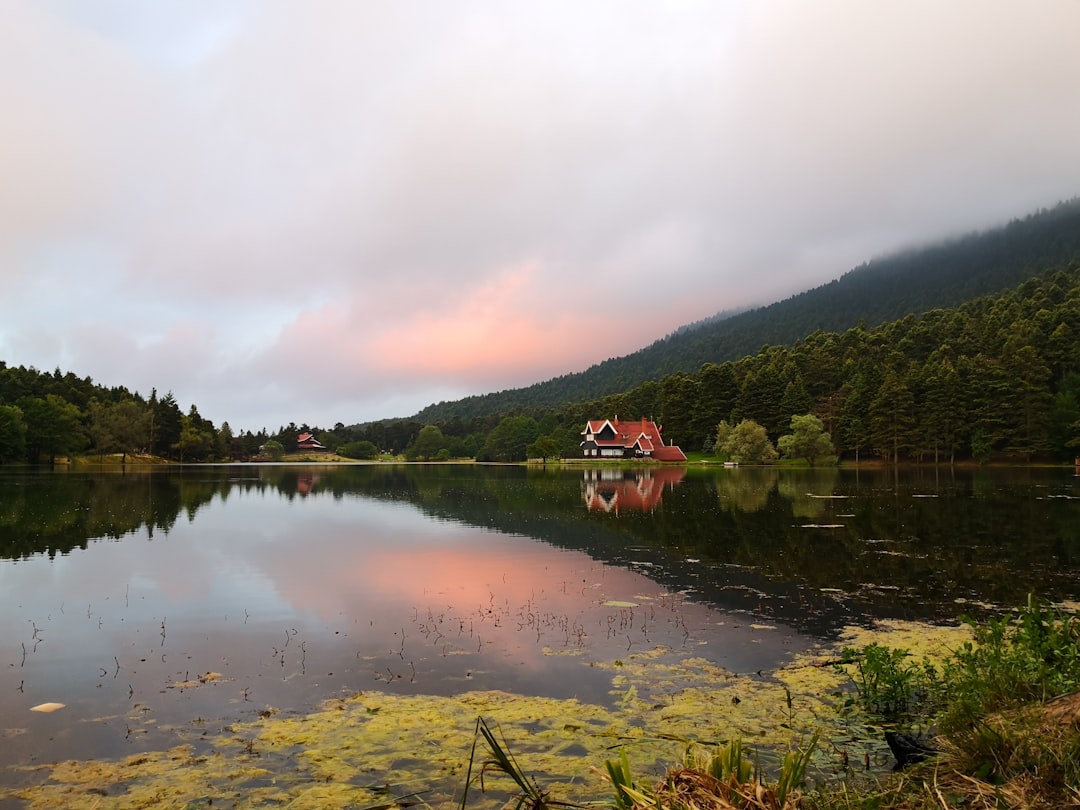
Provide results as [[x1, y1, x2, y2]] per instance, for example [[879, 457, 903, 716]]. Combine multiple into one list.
[[581, 467, 686, 513], [297, 472, 319, 495]]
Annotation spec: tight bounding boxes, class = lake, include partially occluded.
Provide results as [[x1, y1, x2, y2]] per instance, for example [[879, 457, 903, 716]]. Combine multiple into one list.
[[1, 463, 1078, 807]]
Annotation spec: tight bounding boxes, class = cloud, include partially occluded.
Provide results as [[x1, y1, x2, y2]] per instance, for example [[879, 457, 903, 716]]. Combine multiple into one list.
[[2, 1, 1080, 429]]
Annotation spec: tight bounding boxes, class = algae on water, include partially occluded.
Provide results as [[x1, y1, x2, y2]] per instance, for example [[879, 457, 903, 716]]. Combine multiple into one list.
[[0, 620, 971, 809]]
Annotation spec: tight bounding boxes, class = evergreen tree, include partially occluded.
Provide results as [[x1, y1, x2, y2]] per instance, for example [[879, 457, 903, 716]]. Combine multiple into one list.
[[868, 365, 916, 464], [17, 395, 86, 464], [733, 363, 786, 437], [692, 363, 738, 447], [0, 404, 27, 463], [920, 354, 964, 464], [152, 392, 183, 458], [780, 373, 812, 422], [1001, 344, 1053, 459]]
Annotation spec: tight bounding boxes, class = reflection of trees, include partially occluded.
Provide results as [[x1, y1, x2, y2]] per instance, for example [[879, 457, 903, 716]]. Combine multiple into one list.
[[5, 464, 1078, 633], [713, 467, 778, 513], [0, 471, 226, 560], [776, 467, 841, 519]]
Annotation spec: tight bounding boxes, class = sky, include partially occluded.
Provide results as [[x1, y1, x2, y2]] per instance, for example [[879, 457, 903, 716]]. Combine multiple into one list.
[[2, 1, 1080, 433]]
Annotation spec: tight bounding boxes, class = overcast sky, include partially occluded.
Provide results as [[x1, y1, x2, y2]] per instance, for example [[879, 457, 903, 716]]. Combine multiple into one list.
[[2, 1, 1080, 432]]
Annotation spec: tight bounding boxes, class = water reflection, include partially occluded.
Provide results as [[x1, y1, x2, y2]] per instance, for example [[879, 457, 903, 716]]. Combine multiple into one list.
[[714, 467, 779, 513], [581, 467, 685, 512], [0, 466, 809, 779], [1, 463, 1079, 781]]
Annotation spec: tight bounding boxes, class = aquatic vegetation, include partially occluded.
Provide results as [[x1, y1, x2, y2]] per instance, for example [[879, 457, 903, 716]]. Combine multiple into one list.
[[10, 607, 1080, 810], [0, 630, 877, 809]]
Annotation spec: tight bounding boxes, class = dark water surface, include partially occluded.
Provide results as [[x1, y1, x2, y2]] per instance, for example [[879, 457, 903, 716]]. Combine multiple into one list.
[[0, 463, 1078, 779]]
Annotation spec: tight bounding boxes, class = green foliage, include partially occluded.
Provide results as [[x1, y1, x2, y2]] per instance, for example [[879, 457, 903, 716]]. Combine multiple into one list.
[[340, 440, 379, 460], [478, 417, 539, 462], [774, 731, 819, 807], [837, 643, 939, 720], [939, 596, 1080, 732], [17, 394, 87, 463], [408, 424, 447, 461], [174, 410, 215, 462], [777, 414, 835, 466], [717, 419, 778, 465], [88, 398, 150, 462], [831, 599, 1080, 807], [697, 738, 753, 784], [0, 404, 27, 463], [260, 439, 285, 461], [461, 717, 551, 810], [526, 435, 561, 462], [604, 748, 639, 810], [842, 597, 1080, 733], [150, 391, 183, 457]]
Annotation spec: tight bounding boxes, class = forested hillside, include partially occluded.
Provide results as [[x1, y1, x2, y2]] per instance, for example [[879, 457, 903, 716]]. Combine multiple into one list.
[[414, 198, 1080, 422], [349, 263, 1080, 465]]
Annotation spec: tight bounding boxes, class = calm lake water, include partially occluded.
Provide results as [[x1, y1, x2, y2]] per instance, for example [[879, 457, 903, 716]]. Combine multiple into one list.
[[1, 463, 1078, 796]]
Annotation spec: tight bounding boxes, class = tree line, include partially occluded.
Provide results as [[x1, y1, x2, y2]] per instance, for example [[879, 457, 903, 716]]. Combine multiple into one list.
[[2, 263, 1078, 466], [380, 264, 1080, 464]]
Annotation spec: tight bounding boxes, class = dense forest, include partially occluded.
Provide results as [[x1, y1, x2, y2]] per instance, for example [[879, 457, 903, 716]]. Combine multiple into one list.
[[358, 263, 1080, 464], [413, 198, 1080, 422]]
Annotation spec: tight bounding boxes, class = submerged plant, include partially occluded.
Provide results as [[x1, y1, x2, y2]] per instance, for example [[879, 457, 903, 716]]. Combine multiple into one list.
[[461, 716, 579, 810]]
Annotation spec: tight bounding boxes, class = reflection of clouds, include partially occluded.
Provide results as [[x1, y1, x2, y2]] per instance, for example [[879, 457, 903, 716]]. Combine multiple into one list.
[[0, 474, 821, 769]]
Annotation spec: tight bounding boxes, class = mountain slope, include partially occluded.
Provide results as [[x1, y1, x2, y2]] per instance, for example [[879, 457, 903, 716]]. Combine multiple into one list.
[[414, 198, 1080, 422]]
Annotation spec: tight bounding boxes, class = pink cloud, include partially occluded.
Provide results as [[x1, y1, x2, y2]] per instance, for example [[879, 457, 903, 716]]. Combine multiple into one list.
[[365, 262, 694, 387]]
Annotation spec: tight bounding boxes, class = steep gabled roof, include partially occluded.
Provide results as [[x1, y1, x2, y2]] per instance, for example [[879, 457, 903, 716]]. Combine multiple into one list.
[[582, 419, 617, 435], [582, 417, 685, 459]]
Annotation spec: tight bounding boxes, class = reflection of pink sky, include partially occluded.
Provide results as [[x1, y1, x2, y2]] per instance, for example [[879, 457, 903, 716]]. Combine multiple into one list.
[[0, 488, 811, 752], [250, 519, 653, 627]]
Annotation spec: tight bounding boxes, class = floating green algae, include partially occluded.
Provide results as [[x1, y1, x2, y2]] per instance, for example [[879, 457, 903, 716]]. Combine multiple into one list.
[[0, 620, 973, 809]]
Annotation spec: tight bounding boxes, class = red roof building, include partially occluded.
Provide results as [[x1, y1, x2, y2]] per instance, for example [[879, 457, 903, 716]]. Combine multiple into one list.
[[297, 432, 326, 451], [580, 417, 687, 462]]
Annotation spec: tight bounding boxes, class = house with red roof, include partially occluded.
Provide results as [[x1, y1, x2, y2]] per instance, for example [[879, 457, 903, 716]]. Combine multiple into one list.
[[580, 417, 687, 462], [297, 432, 326, 452]]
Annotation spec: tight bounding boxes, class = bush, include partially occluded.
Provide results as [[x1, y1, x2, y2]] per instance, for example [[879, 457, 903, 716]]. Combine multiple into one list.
[[940, 595, 1080, 732], [339, 440, 379, 460]]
